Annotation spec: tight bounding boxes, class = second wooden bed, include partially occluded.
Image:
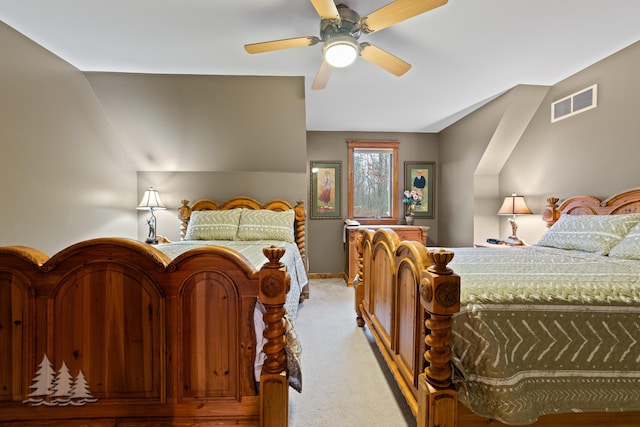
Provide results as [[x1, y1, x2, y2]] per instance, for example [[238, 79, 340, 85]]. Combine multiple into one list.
[[354, 188, 640, 427]]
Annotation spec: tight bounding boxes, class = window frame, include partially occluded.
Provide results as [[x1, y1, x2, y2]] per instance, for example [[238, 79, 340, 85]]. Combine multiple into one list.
[[347, 140, 399, 225]]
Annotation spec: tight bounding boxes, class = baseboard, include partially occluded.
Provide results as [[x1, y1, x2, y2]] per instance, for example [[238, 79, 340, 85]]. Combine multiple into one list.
[[308, 272, 346, 280]]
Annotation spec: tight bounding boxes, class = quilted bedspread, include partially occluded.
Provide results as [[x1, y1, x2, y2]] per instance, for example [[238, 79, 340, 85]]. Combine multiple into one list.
[[448, 245, 640, 425]]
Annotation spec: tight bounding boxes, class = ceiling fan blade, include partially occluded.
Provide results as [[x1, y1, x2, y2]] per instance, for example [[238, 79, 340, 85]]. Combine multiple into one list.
[[311, 59, 333, 90], [310, 0, 340, 22], [244, 36, 320, 54], [360, 0, 448, 33], [360, 43, 411, 76]]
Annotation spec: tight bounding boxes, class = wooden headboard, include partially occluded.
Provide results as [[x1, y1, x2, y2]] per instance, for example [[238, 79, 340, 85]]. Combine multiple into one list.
[[177, 196, 307, 266], [543, 187, 640, 227]]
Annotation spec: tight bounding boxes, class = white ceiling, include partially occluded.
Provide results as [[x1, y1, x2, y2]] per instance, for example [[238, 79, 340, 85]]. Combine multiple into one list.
[[1, 0, 639, 132]]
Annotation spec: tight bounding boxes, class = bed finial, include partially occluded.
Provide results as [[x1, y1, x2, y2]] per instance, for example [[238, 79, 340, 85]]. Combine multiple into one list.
[[427, 249, 455, 275], [293, 200, 307, 271], [263, 246, 286, 268], [543, 197, 561, 228]]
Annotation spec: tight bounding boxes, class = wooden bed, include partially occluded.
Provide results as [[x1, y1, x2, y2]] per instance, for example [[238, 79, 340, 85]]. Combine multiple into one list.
[[177, 197, 308, 301], [354, 188, 640, 427], [0, 197, 306, 427]]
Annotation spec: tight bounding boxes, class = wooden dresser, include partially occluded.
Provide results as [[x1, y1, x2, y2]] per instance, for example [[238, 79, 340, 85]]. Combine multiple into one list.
[[345, 225, 429, 285]]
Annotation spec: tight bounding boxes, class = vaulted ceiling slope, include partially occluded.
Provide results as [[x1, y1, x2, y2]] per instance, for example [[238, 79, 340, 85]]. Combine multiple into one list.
[[1, 1, 639, 132]]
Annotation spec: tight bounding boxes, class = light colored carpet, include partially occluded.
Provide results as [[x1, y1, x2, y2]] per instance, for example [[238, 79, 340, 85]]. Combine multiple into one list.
[[289, 278, 416, 427]]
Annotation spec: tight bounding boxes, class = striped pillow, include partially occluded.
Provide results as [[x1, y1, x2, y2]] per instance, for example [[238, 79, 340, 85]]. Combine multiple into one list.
[[237, 209, 295, 242], [608, 221, 640, 260], [184, 209, 242, 240], [536, 213, 640, 255]]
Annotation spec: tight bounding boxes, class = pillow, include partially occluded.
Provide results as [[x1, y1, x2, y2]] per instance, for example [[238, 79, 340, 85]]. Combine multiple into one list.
[[535, 213, 640, 255], [237, 209, 295, 242], [608, 221, 640, 260], [184, 209, 242, 240]]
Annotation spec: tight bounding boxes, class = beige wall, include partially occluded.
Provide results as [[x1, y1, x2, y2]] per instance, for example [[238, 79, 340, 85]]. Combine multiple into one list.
[[85, 73, 307, 173], [84, 72, 309, 242], [439, 41, 640, 247], [500, 40, 640, 246], [1, 22, 308, 255], [306, 131, 438, 273], [438, 93, 510, 247], [0, 22, 136, 255]]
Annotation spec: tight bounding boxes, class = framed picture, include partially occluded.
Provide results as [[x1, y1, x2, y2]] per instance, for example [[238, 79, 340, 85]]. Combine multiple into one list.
[[404, 161, 435, 218], [310, 161, 342, 219]]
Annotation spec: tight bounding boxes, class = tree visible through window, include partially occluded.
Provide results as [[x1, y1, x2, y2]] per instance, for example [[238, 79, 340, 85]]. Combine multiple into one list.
[[347, 140, 398, 224]]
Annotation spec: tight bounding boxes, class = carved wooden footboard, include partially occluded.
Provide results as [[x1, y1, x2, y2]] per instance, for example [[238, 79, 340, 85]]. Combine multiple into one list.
[[353, 228, 460, 426], [0, 238, 289, 427]]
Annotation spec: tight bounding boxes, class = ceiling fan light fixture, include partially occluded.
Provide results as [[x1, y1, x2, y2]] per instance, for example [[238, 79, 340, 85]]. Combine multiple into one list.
[[323, 36, 359, 68]]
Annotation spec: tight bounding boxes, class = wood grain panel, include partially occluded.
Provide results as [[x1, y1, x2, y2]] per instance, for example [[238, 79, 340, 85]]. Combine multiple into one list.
[[396, 264, 419, 396], [0, 272, 28, 401], [181, 271, 239, 399], [51, 264, 162, 400], [372, 244, 394, 349]]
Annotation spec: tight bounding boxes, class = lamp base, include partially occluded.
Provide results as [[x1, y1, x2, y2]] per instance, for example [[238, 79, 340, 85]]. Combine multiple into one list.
[[504, 236, 525, 246], [145, 238, 158, 245]]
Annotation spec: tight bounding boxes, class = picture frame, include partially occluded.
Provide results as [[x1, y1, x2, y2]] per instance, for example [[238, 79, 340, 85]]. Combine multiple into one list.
[[404, 161, 435, 218], [310, 161, 342, 219]]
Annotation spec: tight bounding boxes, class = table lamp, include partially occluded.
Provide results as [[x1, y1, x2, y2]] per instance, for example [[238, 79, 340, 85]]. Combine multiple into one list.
[[497, 193, 532, 245], [137, 187, 166, 244]]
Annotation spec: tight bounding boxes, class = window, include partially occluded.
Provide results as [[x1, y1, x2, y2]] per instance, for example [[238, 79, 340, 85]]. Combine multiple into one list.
[[347, 140, 399, 225]]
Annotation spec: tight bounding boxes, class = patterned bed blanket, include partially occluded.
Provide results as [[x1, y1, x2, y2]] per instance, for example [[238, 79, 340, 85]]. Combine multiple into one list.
[[448, 245, 640, 425]]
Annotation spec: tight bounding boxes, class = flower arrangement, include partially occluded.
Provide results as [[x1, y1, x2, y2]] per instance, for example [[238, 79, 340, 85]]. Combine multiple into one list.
[[402, 190, 422, 216]]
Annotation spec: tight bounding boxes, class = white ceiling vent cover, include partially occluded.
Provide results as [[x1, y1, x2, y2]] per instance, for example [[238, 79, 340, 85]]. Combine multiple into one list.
[[551, 84, 597, 122]]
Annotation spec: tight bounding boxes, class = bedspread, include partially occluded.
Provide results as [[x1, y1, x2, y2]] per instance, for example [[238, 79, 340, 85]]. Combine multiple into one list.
[[448, 246, 640, 425]]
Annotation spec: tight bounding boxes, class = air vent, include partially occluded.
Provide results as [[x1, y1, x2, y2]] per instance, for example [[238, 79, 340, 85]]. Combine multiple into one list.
[[551, 84, 597, 122]]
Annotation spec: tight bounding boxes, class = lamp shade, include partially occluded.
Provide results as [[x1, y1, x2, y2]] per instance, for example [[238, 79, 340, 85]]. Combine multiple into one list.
[[137, 187, 166, 210], [497, 194, 532, 216]]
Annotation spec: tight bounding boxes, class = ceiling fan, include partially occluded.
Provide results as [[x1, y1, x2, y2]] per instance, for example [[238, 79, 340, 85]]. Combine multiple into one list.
[[244, 0, 448, 89]]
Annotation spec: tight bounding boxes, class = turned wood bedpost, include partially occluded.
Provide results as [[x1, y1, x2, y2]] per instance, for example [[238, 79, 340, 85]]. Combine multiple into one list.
[[542, 197, 561, 228], [293, 200, 307, 269], [258, 246, 290, 427], [353, 231, 365, 327], [178, 199, 192, 239], [417, 249, 460, 427]]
